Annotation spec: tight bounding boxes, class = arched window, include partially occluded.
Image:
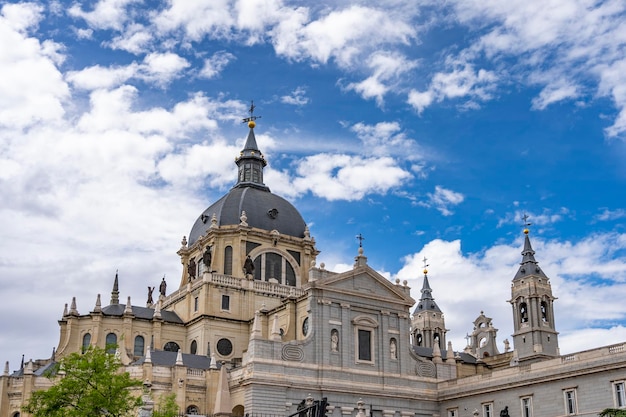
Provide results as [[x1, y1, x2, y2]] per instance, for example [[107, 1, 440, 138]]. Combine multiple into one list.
[[105, 333, 117, 353], [285, 262, 296, 286], [250, 252, 298, 285], [134, 335, 145, 357], [190, 340, 197, 355], [224, 246, 233, 275], [416, 334, 422, 346], [187, 405, 200, 415], [520, 302, 529, 323], [434, 333, 441, 347], [541, 301, 548, 322], [11, 412, 21, 417], [163, 341, 180, 352], [82, 333, 91, 353]]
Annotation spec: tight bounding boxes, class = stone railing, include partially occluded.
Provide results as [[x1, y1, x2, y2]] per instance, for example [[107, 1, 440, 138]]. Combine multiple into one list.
[[163, 273, 306, 309], [187, 368, 205, 377]]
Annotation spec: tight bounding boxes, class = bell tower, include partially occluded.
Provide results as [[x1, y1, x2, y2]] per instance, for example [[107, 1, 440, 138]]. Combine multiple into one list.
[[411, 260, 447, 349], [510, 226, 559, 363]]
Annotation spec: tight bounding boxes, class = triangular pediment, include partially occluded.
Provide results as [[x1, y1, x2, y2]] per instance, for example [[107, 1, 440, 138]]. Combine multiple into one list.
[[310, 265, 415, 307]]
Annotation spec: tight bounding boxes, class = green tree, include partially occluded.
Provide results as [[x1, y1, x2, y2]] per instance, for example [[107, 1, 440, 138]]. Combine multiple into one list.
[[152, 393, 179, 417], [23, 346, 142, 417], [600, 409, 626, 417]]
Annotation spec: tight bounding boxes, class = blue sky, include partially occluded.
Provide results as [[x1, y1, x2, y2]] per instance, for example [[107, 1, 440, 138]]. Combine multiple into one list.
[[1, 0, 626, 369]]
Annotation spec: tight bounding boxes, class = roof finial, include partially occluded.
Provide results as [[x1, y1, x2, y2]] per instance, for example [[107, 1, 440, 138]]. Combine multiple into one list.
[[422, 256, 429, 275], [522, 213, 532, 234], [356, 233, 365, 248], [242, 100, 261, 128]]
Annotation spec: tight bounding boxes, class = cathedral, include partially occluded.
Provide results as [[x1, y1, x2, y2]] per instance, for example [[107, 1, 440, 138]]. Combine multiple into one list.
[[1, 118, 625, 417]]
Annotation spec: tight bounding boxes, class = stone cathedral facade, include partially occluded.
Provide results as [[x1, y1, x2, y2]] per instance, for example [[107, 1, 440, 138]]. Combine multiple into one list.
[[2, 120, 626, 417]]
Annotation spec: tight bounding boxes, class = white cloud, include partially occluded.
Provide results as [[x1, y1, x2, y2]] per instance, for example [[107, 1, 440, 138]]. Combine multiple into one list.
[[595, 208, 626, 222], [282, 6, 414, 67], [108, 23, 153, 54], [347, 51, 418, 105], [153, 0, 235, 41], [66, 64, 139, 90], [0, 3, 69, 129], [408, 63, 497, 113], [141, 52, 190, 84], [68, 0, 139, 31], [531, 82, 579, 110], [350, 121, 422, 159], [288, 154, 412, 201], [281, 86, 309, 106], [448, 0, 626, 136], [419, 185, 465, 216], [199, 51, 235, 79], [1, 2, 43, 32]]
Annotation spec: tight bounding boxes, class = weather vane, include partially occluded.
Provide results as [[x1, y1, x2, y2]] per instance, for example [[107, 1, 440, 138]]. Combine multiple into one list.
[[422, 256, 429, 269], [242, 100, 261, 125], [522, 213, 532, 234], [356, 233, 365, 248]]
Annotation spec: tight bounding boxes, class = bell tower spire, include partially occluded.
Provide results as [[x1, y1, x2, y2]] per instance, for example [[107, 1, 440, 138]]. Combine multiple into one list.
[[510, 220, 559, 363], [411, 258, 447, 349]]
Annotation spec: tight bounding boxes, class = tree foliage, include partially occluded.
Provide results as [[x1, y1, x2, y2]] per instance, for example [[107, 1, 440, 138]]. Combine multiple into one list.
[[600, 409, 626, 417], [152, 393, 179, 417], [23, 346, 142, 417]]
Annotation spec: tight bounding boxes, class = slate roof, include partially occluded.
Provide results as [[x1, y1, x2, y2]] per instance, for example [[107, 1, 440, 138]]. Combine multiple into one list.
[[133, 350, 219, 370], [101, 304, 184, 324], [412, 345, 478, 364]]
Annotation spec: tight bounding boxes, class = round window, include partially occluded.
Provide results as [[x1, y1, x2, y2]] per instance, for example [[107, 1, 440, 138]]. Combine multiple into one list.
[[302, 317, 309, 336], [216, 338, 233, 356]]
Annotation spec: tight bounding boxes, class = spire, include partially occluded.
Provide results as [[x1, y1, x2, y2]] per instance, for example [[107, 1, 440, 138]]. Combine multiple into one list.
[[110, 270, 120, 305], [213, 363, 233, 416], [93, 294, 102, 313], [69, 297, 79, 316], [124, 296, 133, 315], [234, 101, 269, 191], [513, 228, 548, 280], [413, 262, 442, 314]]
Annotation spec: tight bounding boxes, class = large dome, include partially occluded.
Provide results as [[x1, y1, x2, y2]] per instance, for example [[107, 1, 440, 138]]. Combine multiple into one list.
[[188, 121, 306, 246], [188, 185, 306, 245]]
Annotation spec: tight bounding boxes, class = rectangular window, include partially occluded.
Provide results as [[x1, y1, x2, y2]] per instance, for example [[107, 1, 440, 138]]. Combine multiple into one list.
[[483, 403, 493, 417], [521, 397, 533, 417], [564, 389, 577, 415], [358, 329, 372, 361], [221, 295, 230, 311], [615, 382, 626, 408], [447, 409, 458, 417], [194, 296, 199, 312]]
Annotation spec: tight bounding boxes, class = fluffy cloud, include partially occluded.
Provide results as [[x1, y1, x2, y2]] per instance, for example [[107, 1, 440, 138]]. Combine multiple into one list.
[[408, 63, 497, 113], [418, 186, 465, 216], [289, 154, 412, 201], [281, 86, 309, 106], [0, 3, 69, 129], [199, 51, 235, 79], [68, 0, 139, 31]]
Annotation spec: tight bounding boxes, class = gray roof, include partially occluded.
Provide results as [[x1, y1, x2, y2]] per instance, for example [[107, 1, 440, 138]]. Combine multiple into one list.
[[412, 346, 477, 364], [133, 350, 219, 370], [413, 274, 442, 314], [101, 304, 184, 324], [513, 232, 548, 281]]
